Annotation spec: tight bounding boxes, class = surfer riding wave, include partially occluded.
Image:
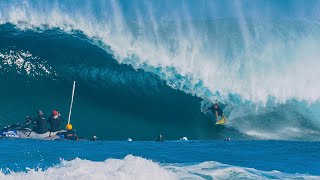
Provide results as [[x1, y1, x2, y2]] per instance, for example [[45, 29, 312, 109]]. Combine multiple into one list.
[[206, 103, 227, 124]]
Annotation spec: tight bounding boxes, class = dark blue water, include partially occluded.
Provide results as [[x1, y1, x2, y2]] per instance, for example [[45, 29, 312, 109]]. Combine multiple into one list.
[[1, 139, 319, 178]]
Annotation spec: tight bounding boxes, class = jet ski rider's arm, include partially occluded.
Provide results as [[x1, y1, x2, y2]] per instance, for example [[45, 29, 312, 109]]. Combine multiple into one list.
[[26, 116, 32, 123], [58, 112, 64, 121], [25, 116, 36, 125]]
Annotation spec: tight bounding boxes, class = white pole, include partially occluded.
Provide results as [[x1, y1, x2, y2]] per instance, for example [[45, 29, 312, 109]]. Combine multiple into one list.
[[67, 81, 76, 125]]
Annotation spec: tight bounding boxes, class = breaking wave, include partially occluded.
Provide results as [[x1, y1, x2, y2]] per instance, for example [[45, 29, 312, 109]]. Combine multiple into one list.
[[1, 0, 320, 140]]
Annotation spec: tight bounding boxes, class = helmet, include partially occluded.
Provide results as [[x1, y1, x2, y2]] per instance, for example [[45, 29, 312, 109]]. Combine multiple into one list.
[[52, 110, 58, 116]]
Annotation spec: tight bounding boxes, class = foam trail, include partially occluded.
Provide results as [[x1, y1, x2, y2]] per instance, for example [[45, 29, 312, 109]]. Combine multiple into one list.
[[168, 161, 319, 180]]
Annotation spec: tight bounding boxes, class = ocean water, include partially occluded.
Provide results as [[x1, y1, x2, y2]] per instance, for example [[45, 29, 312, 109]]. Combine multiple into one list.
[[0, 139, 319, 179], [1, 0, 320, 179]]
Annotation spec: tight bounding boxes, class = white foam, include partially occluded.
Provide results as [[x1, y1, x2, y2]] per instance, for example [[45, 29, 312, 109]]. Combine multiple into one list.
[[167, 161, 319, 180], [0, 49, 56, 77], [0, 155, 177, 180], [0, 155, 318, 180], [224, 102, 320, 140]]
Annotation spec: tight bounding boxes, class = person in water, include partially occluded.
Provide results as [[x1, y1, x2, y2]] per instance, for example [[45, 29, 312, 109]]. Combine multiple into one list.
[[91, 135, 99, 141], [30, 110, 48, 134], [47, 110, 64, 132], [156, 135, 164, 142], [207, 103, 226, 123], [64, 129, 78, 141]]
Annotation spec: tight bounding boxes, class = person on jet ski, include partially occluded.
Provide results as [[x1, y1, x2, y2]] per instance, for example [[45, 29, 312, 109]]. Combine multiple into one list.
[[31, 110, 48, 134], [47, 110, 64, 132]]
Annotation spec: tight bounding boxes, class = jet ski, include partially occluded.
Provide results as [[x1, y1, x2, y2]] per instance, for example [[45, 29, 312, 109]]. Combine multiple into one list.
[[0, 124, 77, 140], [1, 81, 79, 141]]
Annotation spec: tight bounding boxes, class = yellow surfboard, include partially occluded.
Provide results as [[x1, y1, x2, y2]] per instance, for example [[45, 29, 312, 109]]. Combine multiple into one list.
[[215, 117, 227, 125]]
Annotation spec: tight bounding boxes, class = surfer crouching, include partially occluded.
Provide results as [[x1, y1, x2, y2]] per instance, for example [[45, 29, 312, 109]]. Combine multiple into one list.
[[206, 103, 226, 123]]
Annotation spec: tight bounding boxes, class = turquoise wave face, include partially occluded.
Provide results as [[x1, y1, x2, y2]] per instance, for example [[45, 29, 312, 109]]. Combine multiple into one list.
[[1, 1, 320, 140], [0, 25, 239, 140]]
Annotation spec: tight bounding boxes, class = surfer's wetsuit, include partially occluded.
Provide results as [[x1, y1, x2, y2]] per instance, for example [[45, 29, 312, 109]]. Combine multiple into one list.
[[48, 116, 64, 132], [33, 115, 48, 134], [207, 105, 223, 116]]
